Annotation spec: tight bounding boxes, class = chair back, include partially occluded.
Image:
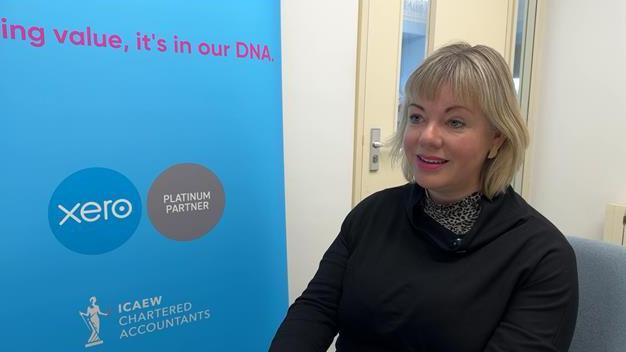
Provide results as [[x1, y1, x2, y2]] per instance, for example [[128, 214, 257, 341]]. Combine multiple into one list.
[[568, 236, 626, 352]]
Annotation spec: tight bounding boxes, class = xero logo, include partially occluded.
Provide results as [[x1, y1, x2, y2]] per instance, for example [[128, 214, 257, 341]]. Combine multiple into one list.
[[58, 199, 133, 225], [48, 168, 142, 255]]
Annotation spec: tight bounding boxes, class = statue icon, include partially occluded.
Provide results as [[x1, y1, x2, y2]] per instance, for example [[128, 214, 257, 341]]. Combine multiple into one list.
[[79, 296, 108, 348]]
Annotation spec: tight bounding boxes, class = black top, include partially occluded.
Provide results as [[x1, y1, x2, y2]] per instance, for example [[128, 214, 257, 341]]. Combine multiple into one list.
[[270, 184, 578, 352]]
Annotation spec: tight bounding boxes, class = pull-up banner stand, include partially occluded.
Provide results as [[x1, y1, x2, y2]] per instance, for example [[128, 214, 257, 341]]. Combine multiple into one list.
[[0, 1, 287, 350]]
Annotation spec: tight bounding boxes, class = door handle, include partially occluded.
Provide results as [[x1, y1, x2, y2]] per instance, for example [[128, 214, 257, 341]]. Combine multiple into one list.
[[370, 128, 381, 171]]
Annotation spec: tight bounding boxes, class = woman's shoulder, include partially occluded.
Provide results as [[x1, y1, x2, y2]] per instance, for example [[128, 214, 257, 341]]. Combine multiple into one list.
[[475, 187, 572, 255], [355, 183, 416, 207], [504, 190, 575, 255], [350, 183, 415, 216], [337, 183, 416, 243]]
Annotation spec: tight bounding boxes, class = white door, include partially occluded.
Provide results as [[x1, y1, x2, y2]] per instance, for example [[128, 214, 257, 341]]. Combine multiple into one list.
[[353, 0, 518, 204]]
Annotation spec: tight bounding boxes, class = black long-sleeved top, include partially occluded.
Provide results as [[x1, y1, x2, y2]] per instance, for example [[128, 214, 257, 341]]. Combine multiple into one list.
[[270, 184, 578, 352]]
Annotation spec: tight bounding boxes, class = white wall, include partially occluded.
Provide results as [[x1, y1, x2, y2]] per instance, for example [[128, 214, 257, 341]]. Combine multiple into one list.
[[529, 0, 626, 239], [281, 1, 358, 303]]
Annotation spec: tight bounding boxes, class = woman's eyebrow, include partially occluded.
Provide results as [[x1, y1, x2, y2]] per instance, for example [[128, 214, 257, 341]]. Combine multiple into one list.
[[409, 104, 472, 113], [445, 105, 472, 113]]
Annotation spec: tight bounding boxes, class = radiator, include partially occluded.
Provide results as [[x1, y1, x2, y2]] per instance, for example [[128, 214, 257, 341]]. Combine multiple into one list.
[[603, 203, 626, 246]]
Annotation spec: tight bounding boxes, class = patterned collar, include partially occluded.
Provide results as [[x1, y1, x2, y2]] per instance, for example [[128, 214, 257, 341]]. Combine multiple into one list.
[[423, 191, 482, 235]]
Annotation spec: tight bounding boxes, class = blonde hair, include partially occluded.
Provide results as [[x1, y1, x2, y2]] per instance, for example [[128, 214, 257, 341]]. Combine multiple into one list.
[[391, 42, 529, 199]]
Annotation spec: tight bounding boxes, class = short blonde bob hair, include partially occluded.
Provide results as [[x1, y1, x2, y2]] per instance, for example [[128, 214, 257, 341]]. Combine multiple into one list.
[[391, 42, 529, 199]]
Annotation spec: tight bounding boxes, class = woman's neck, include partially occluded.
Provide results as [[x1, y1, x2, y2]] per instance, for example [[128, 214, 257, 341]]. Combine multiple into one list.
[[426, 188, 481, 205]]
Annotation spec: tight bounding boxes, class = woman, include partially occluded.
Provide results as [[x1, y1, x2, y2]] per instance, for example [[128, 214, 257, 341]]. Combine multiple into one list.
[[270, 43, 578, 352], [80, 296, 108, 346]]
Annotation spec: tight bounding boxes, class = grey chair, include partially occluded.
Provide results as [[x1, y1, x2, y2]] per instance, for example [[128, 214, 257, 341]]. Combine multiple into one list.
[[568, 236, 626, 352]]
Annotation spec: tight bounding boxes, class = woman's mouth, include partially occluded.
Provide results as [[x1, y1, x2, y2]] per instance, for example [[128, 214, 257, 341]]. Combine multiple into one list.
[[416, 155, 448, 170]]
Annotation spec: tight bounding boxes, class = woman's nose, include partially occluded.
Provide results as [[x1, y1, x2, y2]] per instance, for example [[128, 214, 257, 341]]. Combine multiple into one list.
[[419, 123, 443, 148]]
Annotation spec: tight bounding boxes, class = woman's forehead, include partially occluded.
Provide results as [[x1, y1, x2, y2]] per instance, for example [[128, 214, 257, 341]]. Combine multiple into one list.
[[409, 89, 479, 109], [409, 79, 479, 101]]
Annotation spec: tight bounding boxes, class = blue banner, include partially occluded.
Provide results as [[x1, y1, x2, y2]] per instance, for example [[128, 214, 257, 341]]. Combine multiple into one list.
[[0, 1, 287, 350]]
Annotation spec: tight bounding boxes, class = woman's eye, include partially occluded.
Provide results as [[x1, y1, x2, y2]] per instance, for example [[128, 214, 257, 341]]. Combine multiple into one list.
[[448, 119, 465, 129], [409, 114, 423, 124]]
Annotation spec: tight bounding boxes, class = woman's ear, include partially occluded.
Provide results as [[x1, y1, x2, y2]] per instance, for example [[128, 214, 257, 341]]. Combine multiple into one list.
[[487, 131, 505, 159]]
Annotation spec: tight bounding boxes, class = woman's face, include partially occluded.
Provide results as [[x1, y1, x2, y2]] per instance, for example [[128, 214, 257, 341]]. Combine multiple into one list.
[[403, 84, 504, 203]]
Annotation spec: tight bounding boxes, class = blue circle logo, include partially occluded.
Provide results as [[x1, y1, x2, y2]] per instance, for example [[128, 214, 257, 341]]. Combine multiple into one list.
[[48, 168, 142, 255]]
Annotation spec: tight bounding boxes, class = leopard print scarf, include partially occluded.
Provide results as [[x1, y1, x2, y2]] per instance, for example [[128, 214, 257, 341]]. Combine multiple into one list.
[[423, 191, 481, 235]]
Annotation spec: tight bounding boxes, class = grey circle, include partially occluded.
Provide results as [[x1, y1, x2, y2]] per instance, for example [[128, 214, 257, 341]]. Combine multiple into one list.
[[148, 163, 225, 241]]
